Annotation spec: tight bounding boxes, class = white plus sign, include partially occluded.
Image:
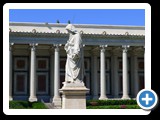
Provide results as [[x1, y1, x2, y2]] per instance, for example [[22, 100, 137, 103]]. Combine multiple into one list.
[[142, 93, 153, 105]]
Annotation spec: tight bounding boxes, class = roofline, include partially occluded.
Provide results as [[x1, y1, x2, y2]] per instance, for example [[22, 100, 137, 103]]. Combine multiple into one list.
[[9, 22, 145, 30]]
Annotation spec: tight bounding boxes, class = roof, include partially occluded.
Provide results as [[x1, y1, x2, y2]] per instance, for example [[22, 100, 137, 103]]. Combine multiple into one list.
[[9, 22, 145, 37]]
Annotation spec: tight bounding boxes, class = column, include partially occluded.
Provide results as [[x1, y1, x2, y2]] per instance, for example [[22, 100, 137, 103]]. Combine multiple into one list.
[[29, 43, 38, 102], [131, 50, 139, 98], [144, 46, 145, 88], [99, 45, 108, 100], [111, 49, 119, 98], [52, 44, 61, 108], [50, 46, 54, 101], [122, 45, 130, 99], [9, 43, 14, 101], [92, 50, 98, 99]]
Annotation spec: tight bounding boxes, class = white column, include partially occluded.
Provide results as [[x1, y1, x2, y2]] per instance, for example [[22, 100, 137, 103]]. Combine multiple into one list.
[[111, 50, 119, 98], [29, 43, 38, 102], [52, 44, 61, 107], [50, 47, 54, 101], [99, 45, 108, 100], [131, 50, 139, 98], [92, 50, 98, 99], [144, 46, 145, 88], [122, 45, 130, 99], [9, 43, 14, 101]]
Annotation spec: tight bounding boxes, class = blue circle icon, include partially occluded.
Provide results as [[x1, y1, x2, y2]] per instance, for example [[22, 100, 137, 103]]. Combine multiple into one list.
[[137, 89, 158, 110]]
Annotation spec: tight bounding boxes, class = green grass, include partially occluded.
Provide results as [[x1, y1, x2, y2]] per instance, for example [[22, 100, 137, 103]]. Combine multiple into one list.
[[87, 105, 141, 109], [9, 100, 47, 109]]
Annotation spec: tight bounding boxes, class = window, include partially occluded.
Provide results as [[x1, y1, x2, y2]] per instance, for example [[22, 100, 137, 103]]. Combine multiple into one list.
[[14, 57, 27, 70], [36, 73, 48, 94], [36, 57, 49, 95], [14, 72, 27, 94], [37, 58, 48, 71], [13, 57, 28, 95]]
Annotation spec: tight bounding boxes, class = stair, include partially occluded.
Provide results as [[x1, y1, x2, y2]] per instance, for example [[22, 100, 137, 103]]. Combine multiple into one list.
[[41, 99, 62, 109], [44, 103, 55, 109]]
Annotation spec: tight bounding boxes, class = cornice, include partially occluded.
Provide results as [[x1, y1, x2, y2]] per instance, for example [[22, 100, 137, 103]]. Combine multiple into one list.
[[9, 32, 144, 40]]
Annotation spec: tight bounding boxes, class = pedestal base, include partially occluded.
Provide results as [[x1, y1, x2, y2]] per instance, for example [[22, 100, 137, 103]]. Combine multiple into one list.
[[59, 82, 89, 109]]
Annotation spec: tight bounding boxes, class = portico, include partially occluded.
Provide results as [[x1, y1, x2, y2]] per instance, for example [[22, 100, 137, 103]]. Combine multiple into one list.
[[9, 22, 145, 102]]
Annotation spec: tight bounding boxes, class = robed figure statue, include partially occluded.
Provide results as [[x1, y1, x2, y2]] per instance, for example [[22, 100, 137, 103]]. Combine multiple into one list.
[[64, 24, 85, 83]]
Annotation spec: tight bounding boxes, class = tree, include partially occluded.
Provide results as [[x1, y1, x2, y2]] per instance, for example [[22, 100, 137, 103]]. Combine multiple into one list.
[[68, 20, 71, 24], [56, 20, 60, 23]]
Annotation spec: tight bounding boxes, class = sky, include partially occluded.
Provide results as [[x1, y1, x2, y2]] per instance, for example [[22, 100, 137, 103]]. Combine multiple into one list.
[[9, 9, 145, 26]]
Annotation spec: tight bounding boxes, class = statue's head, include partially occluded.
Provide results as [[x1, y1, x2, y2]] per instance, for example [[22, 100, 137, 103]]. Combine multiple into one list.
[[65, 24, 76, 34]]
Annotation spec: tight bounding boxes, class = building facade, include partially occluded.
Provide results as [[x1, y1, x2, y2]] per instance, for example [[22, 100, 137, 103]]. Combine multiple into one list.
[[9, 22, 145, 102]]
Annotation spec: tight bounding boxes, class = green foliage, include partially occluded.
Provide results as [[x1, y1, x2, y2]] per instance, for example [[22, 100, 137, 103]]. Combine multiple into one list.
[[56, 20, 60, 23], [9, 101, 47, 109], [68, 20, 71, 24], [87, 105, 141, 109], [86, 99, 137, 106], [32, 102, 47, 109]]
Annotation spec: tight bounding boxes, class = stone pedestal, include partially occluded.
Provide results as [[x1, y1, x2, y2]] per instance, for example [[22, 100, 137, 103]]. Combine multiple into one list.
[[59, 82, 89, 109]]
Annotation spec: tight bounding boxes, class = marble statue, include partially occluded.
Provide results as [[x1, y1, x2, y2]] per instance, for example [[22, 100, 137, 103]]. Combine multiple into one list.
[[64, 24, 85, 83]]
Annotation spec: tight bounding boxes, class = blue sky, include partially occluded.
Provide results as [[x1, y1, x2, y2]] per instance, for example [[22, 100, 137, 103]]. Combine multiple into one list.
[[9, 9, 145, 26]]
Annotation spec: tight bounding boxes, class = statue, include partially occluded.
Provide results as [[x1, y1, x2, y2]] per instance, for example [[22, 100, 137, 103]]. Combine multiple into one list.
[[64, 24, 85, 83]]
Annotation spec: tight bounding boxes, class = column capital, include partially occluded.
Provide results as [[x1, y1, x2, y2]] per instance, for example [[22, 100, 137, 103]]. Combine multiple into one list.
[[54, 44, 62, 51], [30, 43, 38, 51], [122, 45, 130, 53], [100, 45, 108, 52], [54, 44, 62, 47], [9, 43, 14, 51], [100, 45, 108, 48]]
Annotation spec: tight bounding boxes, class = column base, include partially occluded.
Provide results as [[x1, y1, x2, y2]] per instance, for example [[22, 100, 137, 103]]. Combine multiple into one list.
[[9, 96, 13, 101], [29, 96, 37, 102], [52, 96, 61, 109], [99, 96, 108, 100], [121, 95, 130, 99]]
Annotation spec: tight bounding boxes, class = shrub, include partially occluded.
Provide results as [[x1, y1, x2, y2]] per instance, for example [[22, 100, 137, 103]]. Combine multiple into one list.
[[87, 105, 140, 109], [87, 99, 137, 106], [120, 105, 127, 109], [32, 102, 47, 109], [9, 101, 47, 109]]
